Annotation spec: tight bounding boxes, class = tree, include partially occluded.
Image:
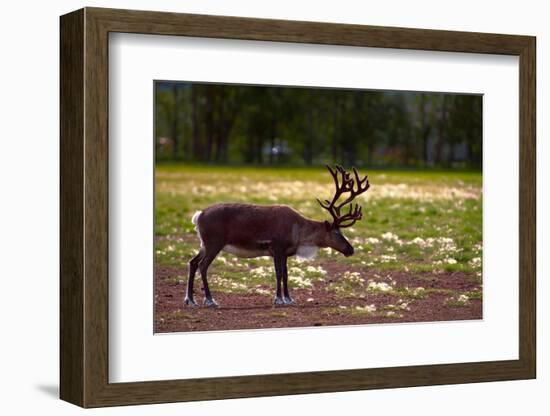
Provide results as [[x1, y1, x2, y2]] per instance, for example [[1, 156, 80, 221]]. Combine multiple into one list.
[[154, 81, 482, 169]]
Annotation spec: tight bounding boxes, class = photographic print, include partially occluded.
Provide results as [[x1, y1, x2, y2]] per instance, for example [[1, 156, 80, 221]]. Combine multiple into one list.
[[154, 82, 482, 333], [59, 9, 535, 406]]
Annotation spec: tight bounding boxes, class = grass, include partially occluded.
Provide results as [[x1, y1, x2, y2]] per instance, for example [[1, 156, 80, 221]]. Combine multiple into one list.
[[155, 164, 482, 300]]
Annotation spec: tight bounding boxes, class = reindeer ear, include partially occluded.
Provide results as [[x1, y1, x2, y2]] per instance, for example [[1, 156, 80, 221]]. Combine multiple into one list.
[[324, 220, 332, 231]]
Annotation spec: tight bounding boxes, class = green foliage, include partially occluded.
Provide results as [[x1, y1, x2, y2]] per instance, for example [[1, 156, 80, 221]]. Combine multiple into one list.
[[154, 82, 482, 169]]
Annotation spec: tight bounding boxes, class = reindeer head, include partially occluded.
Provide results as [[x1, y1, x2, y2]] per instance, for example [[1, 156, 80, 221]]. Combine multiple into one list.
[[317, 165, 370, 257]]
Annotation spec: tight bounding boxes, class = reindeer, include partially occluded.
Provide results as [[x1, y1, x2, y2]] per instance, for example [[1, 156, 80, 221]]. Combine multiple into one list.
[[184, 165, 370, 308]]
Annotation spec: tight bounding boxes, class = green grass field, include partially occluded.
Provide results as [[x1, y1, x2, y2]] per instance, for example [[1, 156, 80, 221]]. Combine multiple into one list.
[[154, 164, 482, 331]]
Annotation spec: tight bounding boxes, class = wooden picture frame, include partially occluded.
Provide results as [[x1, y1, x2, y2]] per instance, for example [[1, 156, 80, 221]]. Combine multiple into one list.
[[60, 7, 536, 408]]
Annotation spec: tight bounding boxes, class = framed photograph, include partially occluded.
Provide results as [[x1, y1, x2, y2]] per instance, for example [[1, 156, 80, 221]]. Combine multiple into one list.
[[60, 7, 536, 408]]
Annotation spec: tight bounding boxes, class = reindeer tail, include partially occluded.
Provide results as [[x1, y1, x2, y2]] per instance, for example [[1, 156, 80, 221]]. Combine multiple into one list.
[[191, 211, 202, 226]]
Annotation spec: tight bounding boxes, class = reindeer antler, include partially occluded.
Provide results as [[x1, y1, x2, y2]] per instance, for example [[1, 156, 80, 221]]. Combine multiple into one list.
[[317, 165, 370, 228]]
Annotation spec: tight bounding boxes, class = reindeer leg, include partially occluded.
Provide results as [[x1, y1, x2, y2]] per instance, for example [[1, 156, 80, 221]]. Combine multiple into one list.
[[282, 259, 295, 305], [184, 250, 203, 307], [198, 245, 222, 308], [273, 250, 286, 306]]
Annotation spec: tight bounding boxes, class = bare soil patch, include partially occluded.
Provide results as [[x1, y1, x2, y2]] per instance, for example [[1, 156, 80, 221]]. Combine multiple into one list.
[[154, 263, 482, 333]]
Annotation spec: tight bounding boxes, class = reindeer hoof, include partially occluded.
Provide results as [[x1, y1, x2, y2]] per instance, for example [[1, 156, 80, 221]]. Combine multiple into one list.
[[283, 296, 296, 305], [184, 297, 199, 308], [274, 296, 285, 306], [204, 298, 219, 308]]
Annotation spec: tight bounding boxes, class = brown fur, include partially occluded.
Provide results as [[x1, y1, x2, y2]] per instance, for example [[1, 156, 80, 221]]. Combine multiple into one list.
[[196, 203, 348, 256]]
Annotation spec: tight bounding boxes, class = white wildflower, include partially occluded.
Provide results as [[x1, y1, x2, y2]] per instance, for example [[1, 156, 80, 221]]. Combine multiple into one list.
[[289, 274, 313, 288], [306, 265, 327, 275], [230, 282, 247, 290], [367, 281, 393, 293], [413, 287, 425, 296], [457, 294, 470, 303], [343, 271, 363, 284], [250, 266, 270, 278], [469, 257, 482, 267], [355, 304, 377, 313], [381, 232, 400, 242], [379, 254, 397, 263], [409, 237, 431, 248], [216, 256, 229, 265], [398, 301, 410, 310], [289, 267, 304, 277]]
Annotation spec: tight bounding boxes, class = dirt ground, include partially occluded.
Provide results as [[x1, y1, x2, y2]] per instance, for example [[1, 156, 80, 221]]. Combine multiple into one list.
[[154, 263, 482, 333]]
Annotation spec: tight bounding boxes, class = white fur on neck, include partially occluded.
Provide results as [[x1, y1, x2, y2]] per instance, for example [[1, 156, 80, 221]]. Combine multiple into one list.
[[296, 245, 319, 260]]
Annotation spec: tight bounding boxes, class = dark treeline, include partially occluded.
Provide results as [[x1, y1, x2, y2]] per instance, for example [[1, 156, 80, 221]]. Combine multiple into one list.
[[155, 82, 482, 169]]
